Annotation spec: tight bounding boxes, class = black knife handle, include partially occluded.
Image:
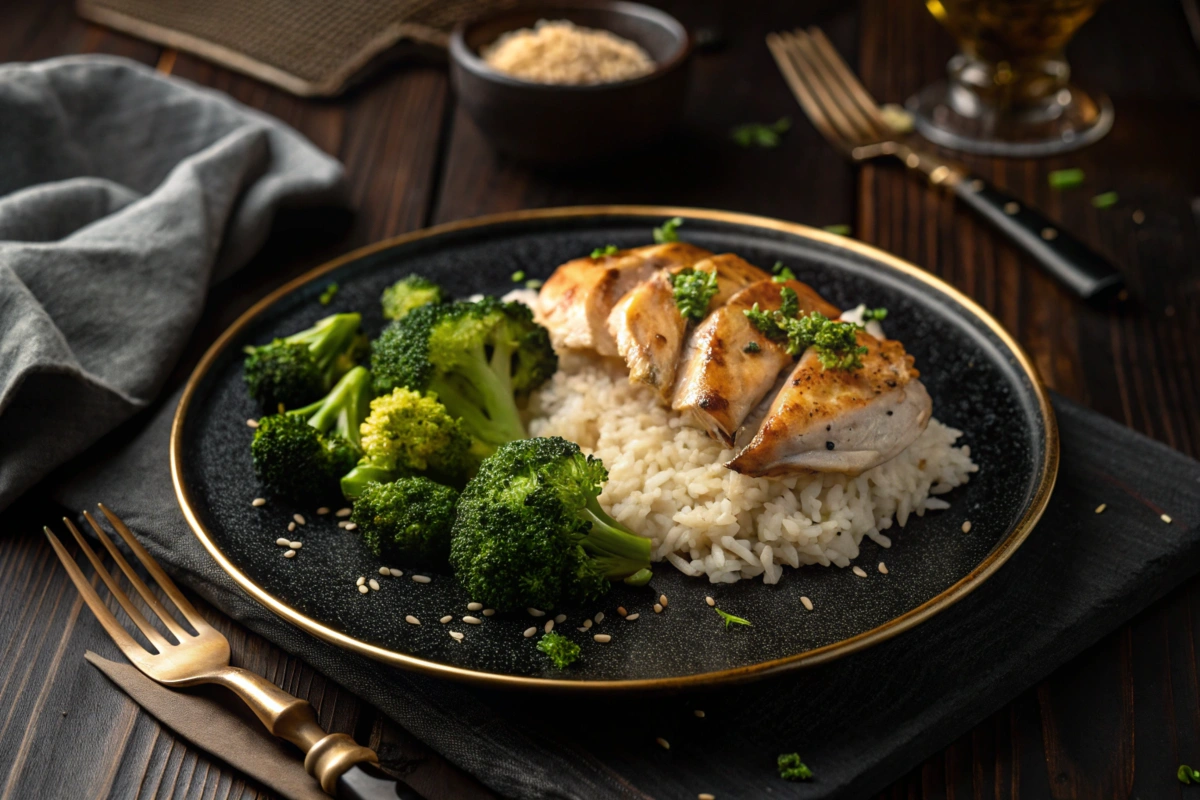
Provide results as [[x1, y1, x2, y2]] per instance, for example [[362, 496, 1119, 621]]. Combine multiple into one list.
[[336, 763, 425, 800], [952, 174, 1124, 302]]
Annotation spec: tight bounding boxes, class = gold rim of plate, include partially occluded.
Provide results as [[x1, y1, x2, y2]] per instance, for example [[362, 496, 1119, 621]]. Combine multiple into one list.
[[170, 205, 1060, 692]]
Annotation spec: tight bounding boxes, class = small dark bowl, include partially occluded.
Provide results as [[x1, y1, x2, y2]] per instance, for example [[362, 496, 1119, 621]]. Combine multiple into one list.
[[449, 1, 692, 165]]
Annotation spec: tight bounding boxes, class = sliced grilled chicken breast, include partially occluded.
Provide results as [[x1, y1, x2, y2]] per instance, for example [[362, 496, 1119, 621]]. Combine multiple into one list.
[[537, 243, 711, 356], [727, 331, 931, 476], [607, 254, 770, 401], [672, 278, 840, 444]]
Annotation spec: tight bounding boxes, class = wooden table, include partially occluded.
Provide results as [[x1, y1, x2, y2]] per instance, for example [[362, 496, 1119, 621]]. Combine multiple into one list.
[[2, 0, 1198, 797]]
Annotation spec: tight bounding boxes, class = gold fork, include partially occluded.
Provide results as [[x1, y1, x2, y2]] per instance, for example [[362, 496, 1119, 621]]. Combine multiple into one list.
[[766, 27, 1123, 303], [45, 504, 417, 799]]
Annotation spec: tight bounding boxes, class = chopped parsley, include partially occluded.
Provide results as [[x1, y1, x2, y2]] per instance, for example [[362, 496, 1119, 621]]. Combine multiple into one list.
[[822, 224, 852, 236], [731, 116, 791, 148], [1048, 168, 1084, 189], [591, 244, 619, 258], [653, 217, 684, 243], [744, 297, 867, 369], [537, 631, 580, 669], [671, 268, 719, 322], [318, 282, 339, 305], [778, 753, 814, 781], [771, 261, 796, 283], [862, 307, 888, 321], [1091, 191, 1119, 209], [743, 341, 761, 353], [511, 270, 525, 282], [1181, 765, 1200, 784], [778, 286, 799, 319], [714, 607, 752, 628], [525, 278, 544, 290]]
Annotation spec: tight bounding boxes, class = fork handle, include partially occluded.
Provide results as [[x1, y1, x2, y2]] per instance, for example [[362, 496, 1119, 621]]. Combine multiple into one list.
[[952, 175, 1124, 302]]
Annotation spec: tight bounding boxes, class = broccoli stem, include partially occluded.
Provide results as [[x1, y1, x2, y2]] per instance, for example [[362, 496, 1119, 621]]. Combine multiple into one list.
[[291, 366, 371, 448], [339, 462, 396, 499], [578, 496, 653, 581], [288, 314, 362, 381], [433, 341, 526, 447]]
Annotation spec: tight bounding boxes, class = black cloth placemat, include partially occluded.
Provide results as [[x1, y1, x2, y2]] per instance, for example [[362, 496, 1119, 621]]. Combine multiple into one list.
[[50, 388, 1200, 799]]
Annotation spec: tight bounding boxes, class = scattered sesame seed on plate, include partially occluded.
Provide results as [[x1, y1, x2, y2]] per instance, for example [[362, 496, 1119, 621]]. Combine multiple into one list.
[[852, 566, 868, 578], [389, 568, 403, 577], [1095, 503, 1107, 514], [283, 549, 296, 558], [344, 523, 358, 531], [449, 631, 464, 641], [316, 507, 330, 515], [699, 794, 715, 800], [617, 606, 627, 616], [705, 596, 715, 607], [251, 498, 266, 507], [369, 579, 380, 591], [544, 619, 554, 633], [625, 613, 640, 621], [275, 538, 290, 546], [246, 419, 259, 428], [467, 602, 483, 611], [523, 627, 537, 638], [656, 737, 670, 750], [337, 521, 349, 529], [289, 541, 302, 549], [288, 522, 296, 532], [335, 508, 351, 517], [801, 596, 814, 611], [356, 576, 365, 586], [293, 514, 305, 525], [659, 594, 668, 607], [379, 567, 390, 576], [440, 615, 452, 624], [528, 607, 546, 617], [653, 603, 663, 613], [554, 613, 566, 623], [1162, 513, 1173, 523], [878, 562, 888, 574], [406, 615, 420, 625], [593, 634, 611, 643], [583, 619, 593, 629], [358, 585, 369, 594], [412, 575, 431, 583], [577, 627, 588, 632], [694, 709, 706, 718], [464, 616, 482, 625], [961, 520, 972, 533], [482, 609, 495, 617], [594, 612, 605, 623]]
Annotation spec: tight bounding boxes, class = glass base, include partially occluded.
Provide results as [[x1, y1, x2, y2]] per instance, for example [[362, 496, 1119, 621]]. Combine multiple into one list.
[[906, 80, 1114, 157]]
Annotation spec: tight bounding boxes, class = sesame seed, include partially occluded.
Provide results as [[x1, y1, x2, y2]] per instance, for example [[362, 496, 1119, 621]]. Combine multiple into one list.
[[878, 562, 888, 574], [316, 507, 330, 515], [293, 514, 305, 525], [577, 627, 588, 632], [583, 619, 593, 629], [337, 521, 349, 529], [528, 608, 546, 617], [335, 508, 351, 517], [544, 620, 554, 633], [524, 627, 537, 638], [625, 613, 640, 621], [699, 794, 715, 800], [246, 419, 260, 428], [389, 568, 403, 577], [412, 575, 431, 583], [288, 522, 296, 532], [801, 596, 814, 611], [1132, 209, 1145, 224], [594, 612, 605, 623], [467, 602, 483, 611], [852, 566, 867, 578], [356, 577, 366, 587], [464, 616, 482, 625], [368, 579, 380, 591], [961, 520, 972, 533], [1095, 503, 1107, 514], [379, 567, 391, 576], [289, 541, 302, 549], [275, 537, 290, 546], [344, 523, 358, 531], [405, 615, 420, 625], [482, 609, 495, 617], [617, 606, 627, 616], [440, 615, 452, 624], [705, 596, 715, 607], [283, 549, 296, 558], [659, 594, 668, 607], [656, 737, 670, 750], [358, 585, 369, 594], [251, 498, 266, 507], [449, 631, 464, 641], [653, 603, 663, 613], [1162, 513, 1173, 523], [593, 634, 611, 643], [694, 709, 706, 718], [554, 613, 566, 623]]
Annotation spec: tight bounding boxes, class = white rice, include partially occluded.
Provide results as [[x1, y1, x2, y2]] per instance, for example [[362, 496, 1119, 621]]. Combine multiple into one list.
[[526, 353, 977, 585]]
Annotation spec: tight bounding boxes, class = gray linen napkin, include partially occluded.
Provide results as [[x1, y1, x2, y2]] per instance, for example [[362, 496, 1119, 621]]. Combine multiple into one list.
[[0, 54, 344, 512]]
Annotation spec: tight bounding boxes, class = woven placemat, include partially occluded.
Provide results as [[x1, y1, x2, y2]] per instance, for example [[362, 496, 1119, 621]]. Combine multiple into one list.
[[76, 0, 516, 97]]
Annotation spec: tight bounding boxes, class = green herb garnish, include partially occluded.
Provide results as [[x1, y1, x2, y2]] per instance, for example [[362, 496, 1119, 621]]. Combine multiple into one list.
[[671, 268, 719, 322], [743, 341, 761, 354], [525, 278, 544, 290], [731, 117, 791, 148], [778, 753, 814, 781], [822, 224, 852, 236], [653, 217, 684, 243], [778, 286, 799, 319], [1048, 168, 1085, 189], [714, 607, 752, 628], [1091, 191, 1119, 209], [537, 631, 581, 670], [862, 307, 888, 321], [1181, 765, 1200, 784], [744, 303, 866, 369], [771, 261, 796, 283], [591, 244, 619, 258], [511, 270, 525, 283], [318, 283, 339, 305]]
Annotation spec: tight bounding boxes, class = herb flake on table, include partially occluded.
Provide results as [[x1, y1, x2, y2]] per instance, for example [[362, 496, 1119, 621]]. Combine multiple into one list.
[[772, 261, 796, 283], [1181, 765, 1200, 784], [511, 270, 525, 282], [714, 607, 751, 628], [731, 116, 791, 148], [671, 268, 719, 322], [653, 217, 684, 243], [778, 753, 814, 781], [823, 224, 852, 236], [318, 282, 339, 305], [1048, 168, 1085, 190], [1091, 191, 1119, 209], [591, 244, 619, 258]]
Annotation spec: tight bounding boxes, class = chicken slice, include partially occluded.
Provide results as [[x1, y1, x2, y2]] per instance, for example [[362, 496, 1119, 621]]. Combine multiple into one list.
[[672, 278, 840, 444], [537, 243, 711, 356], [727, 331, 932, 476], [607, 254, 770, 402]]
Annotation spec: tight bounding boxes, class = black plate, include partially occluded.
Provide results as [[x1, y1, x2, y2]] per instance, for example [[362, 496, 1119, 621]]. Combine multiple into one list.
[[172, 207, 1057, 691]]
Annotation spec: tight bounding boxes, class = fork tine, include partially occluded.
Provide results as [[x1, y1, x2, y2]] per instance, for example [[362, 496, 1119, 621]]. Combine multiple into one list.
[[81, 512, 190, 641], [805, 28, 892, 137], [766, 32, 854, 153], [783, 30, 878, 145], [94, 504, 210, 634], [44, 526, 151, 665], [62, 518, 173, 651]]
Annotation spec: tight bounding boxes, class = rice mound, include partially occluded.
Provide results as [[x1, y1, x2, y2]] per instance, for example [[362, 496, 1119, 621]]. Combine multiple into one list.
[[526, 353, 978, 585]]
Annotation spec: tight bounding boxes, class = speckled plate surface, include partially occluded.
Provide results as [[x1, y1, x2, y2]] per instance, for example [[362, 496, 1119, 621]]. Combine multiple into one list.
[[172, 207, 1057, 691]]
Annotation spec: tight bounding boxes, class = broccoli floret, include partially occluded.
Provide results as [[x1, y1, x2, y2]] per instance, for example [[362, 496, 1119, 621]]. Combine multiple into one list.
[[370, 298, 557, 450], [243, 313, 366, 410], [381, 275, 444, 321], [351, 478, 459, 567], [449, 437, 652, 612], [250, 366, 371, 500], [537, 631, 581, 669], [777, 753, 814, 781], [340, 388, 476, 499]]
